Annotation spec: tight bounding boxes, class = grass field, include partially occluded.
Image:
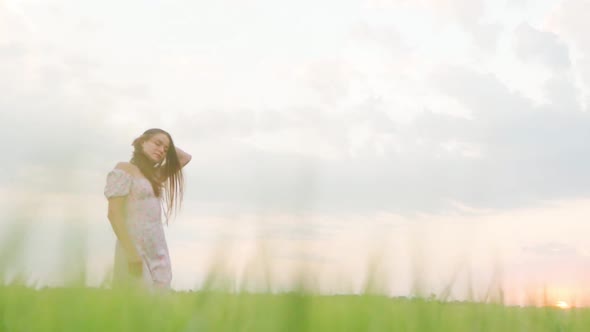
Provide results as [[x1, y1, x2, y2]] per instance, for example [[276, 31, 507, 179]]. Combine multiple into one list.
[[0, 283, 586, 332]]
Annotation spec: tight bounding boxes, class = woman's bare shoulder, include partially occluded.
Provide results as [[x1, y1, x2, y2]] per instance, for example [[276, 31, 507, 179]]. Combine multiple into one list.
[[113, 162, 141, 176]]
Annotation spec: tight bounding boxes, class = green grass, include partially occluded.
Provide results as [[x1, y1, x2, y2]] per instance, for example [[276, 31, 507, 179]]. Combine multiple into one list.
[[1, 285, 588, 332]]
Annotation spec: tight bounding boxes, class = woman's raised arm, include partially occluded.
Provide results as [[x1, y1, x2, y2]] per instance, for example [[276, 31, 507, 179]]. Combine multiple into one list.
[[175, 146, 192, 168]]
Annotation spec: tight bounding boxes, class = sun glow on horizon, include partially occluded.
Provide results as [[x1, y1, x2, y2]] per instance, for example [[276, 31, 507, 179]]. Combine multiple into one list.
[[555, 301, 571, 309]]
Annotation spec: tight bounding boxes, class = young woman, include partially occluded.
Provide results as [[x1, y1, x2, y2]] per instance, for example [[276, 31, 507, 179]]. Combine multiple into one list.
[[104, 128, 191, 289]]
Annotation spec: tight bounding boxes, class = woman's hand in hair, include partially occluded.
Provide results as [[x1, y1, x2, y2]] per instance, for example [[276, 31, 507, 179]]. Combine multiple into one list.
[[175, 146, 192, 168]]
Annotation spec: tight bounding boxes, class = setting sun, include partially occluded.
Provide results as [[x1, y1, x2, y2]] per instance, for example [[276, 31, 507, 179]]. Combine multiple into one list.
[[556, 301, 571, 309]]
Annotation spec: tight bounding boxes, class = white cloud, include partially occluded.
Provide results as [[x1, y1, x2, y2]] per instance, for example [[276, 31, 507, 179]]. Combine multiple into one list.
[[549, 0, 590, 53], [549, 0, 590, 108], [1, 0, 588, 218], [514, 23, 571, 69], [522, 242, 579, 257]]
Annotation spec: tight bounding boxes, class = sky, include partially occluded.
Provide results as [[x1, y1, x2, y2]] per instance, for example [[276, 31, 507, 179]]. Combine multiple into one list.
[[1, 0, 590, 307]]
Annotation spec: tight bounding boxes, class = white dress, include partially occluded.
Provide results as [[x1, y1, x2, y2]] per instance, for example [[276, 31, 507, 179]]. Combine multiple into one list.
[[104, 168, 172, 288]]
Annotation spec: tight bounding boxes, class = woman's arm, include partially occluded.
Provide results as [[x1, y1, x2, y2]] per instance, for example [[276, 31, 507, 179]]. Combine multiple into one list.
[[107, 197, 142, 264], [175, 146, 192, 168]]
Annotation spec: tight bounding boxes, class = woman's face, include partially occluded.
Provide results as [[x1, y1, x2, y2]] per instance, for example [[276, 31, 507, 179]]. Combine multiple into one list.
[[142, 133, 170, 163]]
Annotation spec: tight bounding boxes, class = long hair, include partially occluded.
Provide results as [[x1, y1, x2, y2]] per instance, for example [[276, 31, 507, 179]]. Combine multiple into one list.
[[131, 128, 184, 222]]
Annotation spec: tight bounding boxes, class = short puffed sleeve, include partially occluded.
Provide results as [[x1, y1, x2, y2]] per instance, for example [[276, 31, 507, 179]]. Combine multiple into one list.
[[104, 169, 132, 199]]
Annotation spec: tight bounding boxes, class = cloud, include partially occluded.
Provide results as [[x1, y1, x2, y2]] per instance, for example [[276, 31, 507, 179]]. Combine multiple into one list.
[[549, 0, 590, 107], [0, 2, 171, 190], [550, 0, 590, 54], [365, 0, 500, 51], [368, 0, 485, 25], [514, 23, 571, 70], [2, 0, 589, 220], [349, 23, 406, 56], [422, 65, 590, 208], [0, 2, 35, 41], [522, 242, 579, 257], [543, 72, 582, 112], [84, 61, 588, 217]]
